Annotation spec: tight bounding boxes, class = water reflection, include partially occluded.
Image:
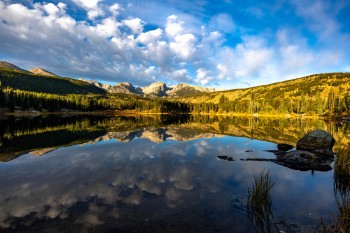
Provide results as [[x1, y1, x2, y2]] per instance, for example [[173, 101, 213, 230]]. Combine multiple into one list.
[[0, 115, 349, 232], [1, 115, 349, 162]]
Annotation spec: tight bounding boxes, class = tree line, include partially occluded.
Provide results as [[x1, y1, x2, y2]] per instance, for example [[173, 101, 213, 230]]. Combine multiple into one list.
[[0, 87, 190, 113], [188, 93, 350, 116], [1, 71, 350, 116]]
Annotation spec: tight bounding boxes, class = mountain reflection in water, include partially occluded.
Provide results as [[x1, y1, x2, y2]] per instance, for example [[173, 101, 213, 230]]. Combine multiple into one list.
[[0, 115, 349, 233]]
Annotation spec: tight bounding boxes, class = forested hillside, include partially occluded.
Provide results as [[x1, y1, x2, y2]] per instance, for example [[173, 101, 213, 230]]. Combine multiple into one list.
[[0, 87, 190, 113], [176, 73, 350, 115], [0, 68, 105, 95], [1, 68, 350, 116]]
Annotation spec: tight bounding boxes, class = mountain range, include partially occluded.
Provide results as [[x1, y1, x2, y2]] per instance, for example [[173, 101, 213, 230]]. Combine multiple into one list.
[[0, 61, 217, 97], [1, 60, 350, 116], [80, 79, 217, 97]]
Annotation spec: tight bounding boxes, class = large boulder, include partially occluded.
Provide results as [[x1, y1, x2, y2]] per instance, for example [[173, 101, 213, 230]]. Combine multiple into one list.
[[296, 129, 335, 151]]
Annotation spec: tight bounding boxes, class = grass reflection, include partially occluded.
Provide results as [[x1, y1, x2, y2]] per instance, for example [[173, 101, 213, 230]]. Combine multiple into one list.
[[318, 145, 350, 233], [247, 170, 275, 233]]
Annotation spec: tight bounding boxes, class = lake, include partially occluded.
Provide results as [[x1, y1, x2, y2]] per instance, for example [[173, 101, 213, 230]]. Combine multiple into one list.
[[0, 115, 349, 233]]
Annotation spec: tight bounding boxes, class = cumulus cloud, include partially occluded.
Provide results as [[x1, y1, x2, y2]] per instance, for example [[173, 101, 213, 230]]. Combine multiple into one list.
[[170, 33, 196, 59], [166, 15, 184, 37], [195, 68, 213, 85], [123, 18, 144, 34], [137, 28, 163, 44], [0, 0, 349, 88], [72, 0, 101, 9]]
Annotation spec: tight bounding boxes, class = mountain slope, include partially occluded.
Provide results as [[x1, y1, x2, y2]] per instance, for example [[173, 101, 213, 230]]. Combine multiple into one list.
[[175, 72, 350, 114], [0, 61, 30, 73], [0, 68, 106, 95], [167, 83, 216, 96], [29, 67, 58, 77], [79, 79, 112, 91]]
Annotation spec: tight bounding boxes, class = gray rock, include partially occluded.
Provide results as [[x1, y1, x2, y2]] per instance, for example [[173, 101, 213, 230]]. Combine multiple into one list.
[[275, 150, 332, 171], [277, 143, 294, 151], [296, 129, 335, 151], [258, 149, 333, 171]]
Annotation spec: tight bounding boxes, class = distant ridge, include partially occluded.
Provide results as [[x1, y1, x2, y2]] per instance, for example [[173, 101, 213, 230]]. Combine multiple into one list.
[[81, 78, 218, 97], [0, 62, 106, 95], [0, 61, 29, 73], [29, 67, 58, 77]]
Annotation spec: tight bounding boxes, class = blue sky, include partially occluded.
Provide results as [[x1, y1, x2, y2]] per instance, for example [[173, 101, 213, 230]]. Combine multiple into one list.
[[0, 0, 349, 89]]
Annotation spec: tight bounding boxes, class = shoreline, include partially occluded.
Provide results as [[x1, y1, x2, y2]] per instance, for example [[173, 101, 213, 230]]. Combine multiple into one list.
[[0, 110, 348, 119]]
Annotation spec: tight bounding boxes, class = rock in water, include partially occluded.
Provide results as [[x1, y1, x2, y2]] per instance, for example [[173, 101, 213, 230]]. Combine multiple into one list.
[[277, 143, 294, 151], [275, 150, 333, 171], [296, 129, 335, 151], [217, 155, 234, 161]]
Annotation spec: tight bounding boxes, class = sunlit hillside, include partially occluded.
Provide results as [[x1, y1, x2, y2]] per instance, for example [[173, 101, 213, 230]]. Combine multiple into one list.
[[175, 73, 350, 115]]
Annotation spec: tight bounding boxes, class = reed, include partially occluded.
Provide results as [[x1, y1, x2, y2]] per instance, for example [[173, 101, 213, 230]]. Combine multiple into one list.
[[247, 170, 275, 233], [334, 146, 350, 194], [318, 146, 350, 233]]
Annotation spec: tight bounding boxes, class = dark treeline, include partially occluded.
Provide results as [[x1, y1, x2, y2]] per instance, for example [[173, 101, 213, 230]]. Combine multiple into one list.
[[0, 87, 191, 113], [0, 68, 105, 94], [107, 93, 190, 113], [0, 87, 109, 111]]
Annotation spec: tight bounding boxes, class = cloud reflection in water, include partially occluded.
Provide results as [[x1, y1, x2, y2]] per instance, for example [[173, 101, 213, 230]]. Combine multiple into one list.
[[0, 131, 337, 232]]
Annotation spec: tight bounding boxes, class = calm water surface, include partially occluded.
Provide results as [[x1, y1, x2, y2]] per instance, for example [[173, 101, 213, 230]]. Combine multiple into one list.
[[0, 115, 348, 233]]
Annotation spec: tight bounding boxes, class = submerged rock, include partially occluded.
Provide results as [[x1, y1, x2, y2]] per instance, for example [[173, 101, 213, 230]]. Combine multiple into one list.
[[277, 143, 294, 151]]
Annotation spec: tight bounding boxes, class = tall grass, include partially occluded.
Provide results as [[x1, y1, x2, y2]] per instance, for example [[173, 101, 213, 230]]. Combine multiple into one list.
[[247, 170, 275, 233], [334, 147, 350, 195], [318, 146, 350, 233]]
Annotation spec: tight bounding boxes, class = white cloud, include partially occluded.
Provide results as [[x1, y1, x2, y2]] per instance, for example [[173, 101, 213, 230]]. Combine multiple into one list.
[[170, 33, 196, 60], [95, 17, 121, 37], [123, 18, 144, 34], [0, 1, 349, 89], [87, 7, 104, 20], [195, 68, 213, 85], [109, 3, 121, 16], [72, 0, 101, 9], [171, 69, 192, 83], [137, 28, 163, 44], [166, 15, 184, 37], [43, 3, 60, 16]]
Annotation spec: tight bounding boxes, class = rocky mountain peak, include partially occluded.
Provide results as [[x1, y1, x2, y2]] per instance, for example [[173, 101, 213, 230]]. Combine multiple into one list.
[[141, 82, 169, 96], [78, 79, 217, 97], [29, 67, 57, 77], [110, 82, 141, 94]]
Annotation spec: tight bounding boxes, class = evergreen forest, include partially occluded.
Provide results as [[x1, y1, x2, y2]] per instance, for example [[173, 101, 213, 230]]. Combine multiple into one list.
[[1, 68, 350, 116]]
